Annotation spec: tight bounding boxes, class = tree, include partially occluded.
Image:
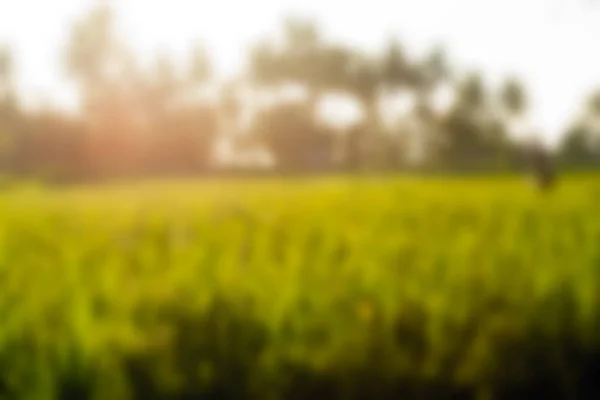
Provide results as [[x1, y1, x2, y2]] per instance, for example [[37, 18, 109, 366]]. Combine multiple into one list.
[[250, 103, 334, 171], [559, 124, 599, 167], [216, 80, 242, 150], [0, 46, 13, 96], [0, 46, 17, 114], [327, 41, 412, 170], [344, 55, 386, 170], [410, 46, 450, 112], [381, 38, 410, 94], [64, 4, 151, 178], [64, 4, 122, 106], [403, 46, 451, 168], [282, 16, 320, 53], [147, 52, 181, 117], [558, 90, 600, 167], [500, 76, 527, 117], [0, 45, 21, 173], [276, 17, 331, 111], [185, 44, 218, 170], [248, 39, 285, 89], [188, 43, 212, 85], [456, 72, 487, 114], [17, 110, 85, 182], [438, 72, 502, 170], [247, 17, 354, 170], [250, 17, 352, 110], [0, 46, 16, 112], [499, 76, 527, 140], [491, 76, 529, 168], [145, 49, 218, 173]]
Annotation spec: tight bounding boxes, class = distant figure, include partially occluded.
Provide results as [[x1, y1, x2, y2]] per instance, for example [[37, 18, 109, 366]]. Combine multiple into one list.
[[529, 144, 557, 192]]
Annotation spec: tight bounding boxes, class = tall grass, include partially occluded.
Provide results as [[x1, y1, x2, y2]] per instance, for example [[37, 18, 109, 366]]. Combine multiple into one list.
[[0, 176, 598, 399]]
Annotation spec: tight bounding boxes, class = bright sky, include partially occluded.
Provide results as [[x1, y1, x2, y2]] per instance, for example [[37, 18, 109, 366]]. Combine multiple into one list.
[[1, 0, 600, 145]]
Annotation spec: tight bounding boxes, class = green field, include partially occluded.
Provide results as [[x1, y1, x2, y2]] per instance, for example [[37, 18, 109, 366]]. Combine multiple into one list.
[[0, 176, 599, 399]]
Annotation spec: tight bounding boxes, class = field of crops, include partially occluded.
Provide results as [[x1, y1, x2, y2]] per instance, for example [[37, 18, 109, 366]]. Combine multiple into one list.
[[0, 175, 599, 399]]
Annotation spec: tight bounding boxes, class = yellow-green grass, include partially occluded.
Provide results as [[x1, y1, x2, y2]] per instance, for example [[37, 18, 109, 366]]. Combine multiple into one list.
[[0, 175, 598, 399]]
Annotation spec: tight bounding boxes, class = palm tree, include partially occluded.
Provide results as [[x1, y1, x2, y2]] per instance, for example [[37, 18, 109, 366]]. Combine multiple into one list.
[[188, 43, 212, 86], [494, 76, 528, 167], [0, 46, 18, 172], [411, 46, 452, 162], [151, 53, 181, 112], [0, 46, 12, 96], [343, 52, 386, 170], [558, 89, 600, 167], [500, 77, 526, 117], [438, 71, 496, 169], [455, 72, 487, 114], [64, 4, 119, 103], [250, 17, 349, 113], [410, 46, 450, 111], [248, 17, 357, 169], [280, 17, 339, 115], [381, 38, 410, 95], [0, 46, 17, 118], [248, 39, 285, 89]]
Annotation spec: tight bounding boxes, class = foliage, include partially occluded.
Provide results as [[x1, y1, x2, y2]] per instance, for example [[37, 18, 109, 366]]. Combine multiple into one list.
[[0, 4, 598, 180], [250, 103, 335, 171]]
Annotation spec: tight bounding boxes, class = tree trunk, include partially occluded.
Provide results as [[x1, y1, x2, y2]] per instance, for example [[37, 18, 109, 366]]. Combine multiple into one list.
[[361, 94, 385, 171]]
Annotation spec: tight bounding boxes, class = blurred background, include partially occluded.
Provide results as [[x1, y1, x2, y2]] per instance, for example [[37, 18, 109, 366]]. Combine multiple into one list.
[[0, 0, 599, 182]]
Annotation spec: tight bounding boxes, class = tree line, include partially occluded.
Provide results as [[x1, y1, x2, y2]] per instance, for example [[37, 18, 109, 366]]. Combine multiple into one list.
[[0, 5, 598, 183]]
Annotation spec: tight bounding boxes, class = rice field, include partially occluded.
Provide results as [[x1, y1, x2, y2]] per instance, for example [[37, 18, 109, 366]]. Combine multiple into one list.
[[0, 175, 599, 399]]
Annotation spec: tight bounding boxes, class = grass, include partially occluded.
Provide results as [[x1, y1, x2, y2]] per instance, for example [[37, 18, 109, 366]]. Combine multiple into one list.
[[0, 175, 599, 399]]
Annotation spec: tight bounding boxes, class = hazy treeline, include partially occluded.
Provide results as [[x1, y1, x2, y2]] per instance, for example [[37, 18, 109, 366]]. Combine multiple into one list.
[[0, 5, 599, 182]]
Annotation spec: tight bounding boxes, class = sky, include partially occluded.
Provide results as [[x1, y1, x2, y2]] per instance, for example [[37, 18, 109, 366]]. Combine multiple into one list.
[[1, 0, 600, 145]]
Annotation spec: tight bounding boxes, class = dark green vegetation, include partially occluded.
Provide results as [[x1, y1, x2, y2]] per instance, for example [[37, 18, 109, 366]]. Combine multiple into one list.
[[0, 176, 599, 399]]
